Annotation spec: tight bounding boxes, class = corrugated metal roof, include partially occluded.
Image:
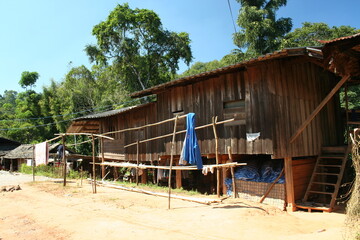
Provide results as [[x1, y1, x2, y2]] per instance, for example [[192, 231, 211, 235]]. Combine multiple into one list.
[[0, 137, 21, 157], [131, 47, 319, 98], [74, 102, 155, 121], [75, 106, 135, 120], [4, 144, 34, 159], [319, 33, 360, 44]]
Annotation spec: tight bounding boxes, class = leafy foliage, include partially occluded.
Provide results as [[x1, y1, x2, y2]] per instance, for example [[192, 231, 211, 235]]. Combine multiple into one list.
[[19, 71, 39, 90], [85, 3, 193, 93], [280, 22, 360, 48], [233, 0, 292, 57]]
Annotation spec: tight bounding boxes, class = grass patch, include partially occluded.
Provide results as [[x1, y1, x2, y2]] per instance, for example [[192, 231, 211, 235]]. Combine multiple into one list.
[[110, 180, 204, 197], [19, 163, 88, 180]]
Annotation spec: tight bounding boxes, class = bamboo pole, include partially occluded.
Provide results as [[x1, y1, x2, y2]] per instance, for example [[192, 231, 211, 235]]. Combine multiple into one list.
[[104, 114, 188, 136], [32, 144, 35, 182], [124, 118, 235, 149], [97, 181, 221, 205], [100, 162, 244, 170], [168, 115, 179, 210], [101, 138, 105, 179], [212, 116, 220, 198], [91, 134, 97, 194], [62, 135, 67, 187], [345, 83, 350, 141], [136, 139, 140, 186], [259, 168, 284, 203], [56, 132, 114, 141], [46, 135, 62, 143], [227, 146, 237, 198]]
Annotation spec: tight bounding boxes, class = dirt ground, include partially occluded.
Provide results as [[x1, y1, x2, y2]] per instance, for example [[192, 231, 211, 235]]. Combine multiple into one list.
[[0, 173, 348, 240]]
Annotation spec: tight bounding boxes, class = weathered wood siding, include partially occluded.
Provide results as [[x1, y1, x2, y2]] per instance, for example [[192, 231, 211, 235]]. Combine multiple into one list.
[[123, 103, 157, 161], [100, 103, 157, 162], [99, 56, 343, 161], [156, 57, 342, 159], [101, 115, 125, 155]]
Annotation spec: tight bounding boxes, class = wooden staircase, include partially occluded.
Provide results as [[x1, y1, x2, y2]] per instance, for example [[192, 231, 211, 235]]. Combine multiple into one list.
[[297, 145, 350, 212]]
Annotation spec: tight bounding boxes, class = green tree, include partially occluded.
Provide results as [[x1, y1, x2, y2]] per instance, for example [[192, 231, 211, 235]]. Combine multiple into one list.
[[233, 0, 292, 57], [5, 90, 44, 143], [19, 71, 39, 90], [280, 22, 360, 48], [85, 3, 193, 93]]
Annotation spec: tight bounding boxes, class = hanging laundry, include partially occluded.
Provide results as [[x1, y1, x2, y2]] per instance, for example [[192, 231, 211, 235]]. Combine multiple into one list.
[[35, 142, 49, 166], [202, 165, 215, 175], [57, 144, 64, 160], [179, 113, 203, 169]]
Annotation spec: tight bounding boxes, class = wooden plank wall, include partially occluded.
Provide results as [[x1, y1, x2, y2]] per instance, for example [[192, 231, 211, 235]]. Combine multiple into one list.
[[155, 57, 342, 159], [99, 56, 343, 161], [267, 58, 342, 158], [157, 69, 274, 156], [99, 104, 158, 162], [123, 103, 157, 162], [292, 157, 316, 200], [101, 115, 125, 155]]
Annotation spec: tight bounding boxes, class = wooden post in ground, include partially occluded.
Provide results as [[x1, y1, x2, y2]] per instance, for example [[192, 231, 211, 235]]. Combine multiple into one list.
[[91, 134, 97, 194], [345, 83, 350, 140], [136, 139, 139, 186], [284, 157, 296, 211], [212, 116, 220, 198], [176, 160, 182, 189], [227, 146, 237, 198], [168, 115, 179, 210], [62, 135, 67, 187], [101, 138, 105, 179], [141, 169, 147, 184]]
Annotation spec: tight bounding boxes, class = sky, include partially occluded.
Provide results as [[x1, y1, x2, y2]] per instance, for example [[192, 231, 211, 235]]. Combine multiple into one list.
[[0, 0, 359, 94]]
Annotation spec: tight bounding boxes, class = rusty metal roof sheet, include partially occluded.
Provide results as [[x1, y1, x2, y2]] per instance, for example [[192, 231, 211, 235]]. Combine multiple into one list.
[[74, 102, 154, 121], [130, 47, 320, 98], [319, 33, 360, 44]]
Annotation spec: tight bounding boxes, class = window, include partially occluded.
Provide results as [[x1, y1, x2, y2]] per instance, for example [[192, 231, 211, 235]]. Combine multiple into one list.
[[223, 100, 246, 126]]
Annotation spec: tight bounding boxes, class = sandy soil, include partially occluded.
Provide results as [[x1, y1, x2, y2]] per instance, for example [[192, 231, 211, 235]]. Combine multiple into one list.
[[0, 172, 347, 240]]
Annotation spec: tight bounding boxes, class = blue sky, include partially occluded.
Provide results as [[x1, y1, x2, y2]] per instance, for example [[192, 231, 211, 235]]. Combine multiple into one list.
[[0, 0, 359, 94]]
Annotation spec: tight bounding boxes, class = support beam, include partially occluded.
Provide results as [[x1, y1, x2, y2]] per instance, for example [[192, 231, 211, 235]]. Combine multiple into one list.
[[284, 157, 296, 212], [168, 116, 179, 209], [289, 74, 350, 143]]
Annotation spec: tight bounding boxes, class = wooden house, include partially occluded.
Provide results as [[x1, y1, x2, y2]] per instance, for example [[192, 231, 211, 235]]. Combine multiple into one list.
[[67, 34, 360, 211]]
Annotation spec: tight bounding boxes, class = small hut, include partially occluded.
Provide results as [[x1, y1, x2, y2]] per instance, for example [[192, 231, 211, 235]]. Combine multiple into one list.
[[0, 137, 21, 170], [3, 144, 34, 171]]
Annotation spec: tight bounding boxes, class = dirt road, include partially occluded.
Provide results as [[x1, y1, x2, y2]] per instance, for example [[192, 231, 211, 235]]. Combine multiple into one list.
[[0, 172, 347, 240]]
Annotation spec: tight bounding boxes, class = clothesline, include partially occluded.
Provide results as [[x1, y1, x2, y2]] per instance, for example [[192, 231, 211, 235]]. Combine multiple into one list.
[[99, 161, 246, 170]]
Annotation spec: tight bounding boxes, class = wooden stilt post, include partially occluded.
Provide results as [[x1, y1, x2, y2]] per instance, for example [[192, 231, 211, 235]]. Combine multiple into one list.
[[212, 116, 220, 198], [284, 157, 295, 211], [32, 144, 35, 182], [91, 134, 97, 194], [62, 135, 67, 187], [168, 115, 179, 210], [101, 138, 105, 179], [227, 146, 237, 198], [345, 83, 350, 140], [136, 139, 140, 186]]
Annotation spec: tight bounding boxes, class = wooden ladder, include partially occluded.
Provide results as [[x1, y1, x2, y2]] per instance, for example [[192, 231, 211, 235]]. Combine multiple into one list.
[[298, 145, 350, 212]]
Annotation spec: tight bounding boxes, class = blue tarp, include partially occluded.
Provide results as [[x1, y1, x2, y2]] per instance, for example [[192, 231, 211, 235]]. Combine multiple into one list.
[[179, 113, 203, 169], [225, 162, 285, 195]]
